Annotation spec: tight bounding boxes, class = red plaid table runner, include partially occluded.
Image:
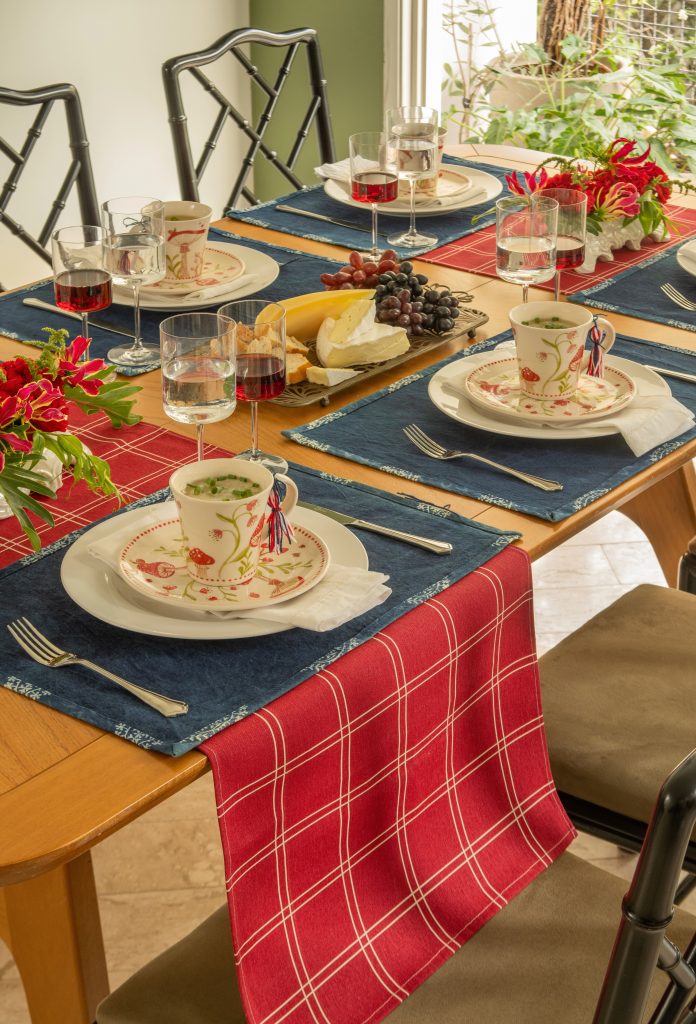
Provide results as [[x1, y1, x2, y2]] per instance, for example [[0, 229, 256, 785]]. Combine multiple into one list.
[[0, 410, 227, 567], [201, 546, 574, 1024], [421, 204, 696, 296]]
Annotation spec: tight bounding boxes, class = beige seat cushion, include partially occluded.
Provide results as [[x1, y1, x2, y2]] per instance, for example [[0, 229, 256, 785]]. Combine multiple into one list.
[[97, 854, 696, 1023], [540, 584, 696, 829]]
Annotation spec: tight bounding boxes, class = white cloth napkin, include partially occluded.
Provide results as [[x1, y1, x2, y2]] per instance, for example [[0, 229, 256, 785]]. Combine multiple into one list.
[[443, 341, 695, 457], [88, 503, 391, 632], [0, 450, 63, 520], [315, 156, 373, 183]]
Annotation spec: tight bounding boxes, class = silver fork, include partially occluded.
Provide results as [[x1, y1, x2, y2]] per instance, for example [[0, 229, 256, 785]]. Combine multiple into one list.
[[661, 284, 696, 312], [403, 424, 563, 492], [7, 618, 189, 718]]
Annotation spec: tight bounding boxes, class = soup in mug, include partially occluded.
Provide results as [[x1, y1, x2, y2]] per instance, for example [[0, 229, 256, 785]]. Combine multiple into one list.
[[184, 473, 262, 500]]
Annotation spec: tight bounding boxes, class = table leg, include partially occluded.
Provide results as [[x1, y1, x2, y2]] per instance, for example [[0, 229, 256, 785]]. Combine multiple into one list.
[[621, 463, 696, 588], [0, 852, 108, 1024]]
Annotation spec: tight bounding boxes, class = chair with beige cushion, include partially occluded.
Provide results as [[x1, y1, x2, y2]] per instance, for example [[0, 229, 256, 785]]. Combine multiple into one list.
[[540, 574, 696, 902], [98, 742, 696, 1023]]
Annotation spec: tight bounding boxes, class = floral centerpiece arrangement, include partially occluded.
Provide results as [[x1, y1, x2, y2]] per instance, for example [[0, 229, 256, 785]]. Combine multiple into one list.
[[0, 329, 141, 550], [505, 137, 695, 238]]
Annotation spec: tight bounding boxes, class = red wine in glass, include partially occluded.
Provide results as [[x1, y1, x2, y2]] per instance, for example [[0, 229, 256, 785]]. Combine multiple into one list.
[[556, 235, 585, 270], [54, 269, 112, 313], [236, 353, 285, 402], [351, 171, 399, 204]]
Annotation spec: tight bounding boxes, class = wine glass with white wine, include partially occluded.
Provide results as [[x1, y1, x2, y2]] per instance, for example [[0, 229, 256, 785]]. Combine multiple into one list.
[[102, 197, 165, 365], [160, 312, 236, 462], [495, 195, 559, 303], [385, 106, 439, 250]]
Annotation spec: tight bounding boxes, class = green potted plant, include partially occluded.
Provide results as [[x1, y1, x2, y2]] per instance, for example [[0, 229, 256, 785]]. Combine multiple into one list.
[[442, 0, 696, 175]]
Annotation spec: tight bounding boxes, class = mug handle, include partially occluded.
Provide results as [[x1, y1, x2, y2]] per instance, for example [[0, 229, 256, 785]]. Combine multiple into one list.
[[596, 316, 616, 354], [270, 473, 298, 519]]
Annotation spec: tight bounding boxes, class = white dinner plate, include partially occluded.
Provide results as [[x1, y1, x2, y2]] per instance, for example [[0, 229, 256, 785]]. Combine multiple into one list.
[[112, 243, 280, 311], [676, 239, 696, 280], [428, 355, 670, 441], [61, 505, 368, 639], [324, 167, 503, 218]]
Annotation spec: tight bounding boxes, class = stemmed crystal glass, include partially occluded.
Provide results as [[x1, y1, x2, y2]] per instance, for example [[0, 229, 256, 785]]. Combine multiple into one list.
[[102, 197, 165, 366], [537, 187, 588, 300], [51, 226, 112, 359], [495, 195, 559, 303], [349, 131, 398, 262], [218, 299, 287, 475], [385, 106, 439, 250], [160, 312, 236, 462]]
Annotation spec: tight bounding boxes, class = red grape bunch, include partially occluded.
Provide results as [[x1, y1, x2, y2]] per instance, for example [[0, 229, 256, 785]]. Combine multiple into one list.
[[320, 250, 401, 291]]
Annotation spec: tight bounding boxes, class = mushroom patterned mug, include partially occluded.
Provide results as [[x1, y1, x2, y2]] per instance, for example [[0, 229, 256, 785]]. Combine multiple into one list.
[[509, 301, 616, 400], [169, 458, 298, 586]]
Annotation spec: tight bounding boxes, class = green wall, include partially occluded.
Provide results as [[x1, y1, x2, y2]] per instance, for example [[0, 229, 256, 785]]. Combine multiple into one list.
[[249, 0, 384, 201]]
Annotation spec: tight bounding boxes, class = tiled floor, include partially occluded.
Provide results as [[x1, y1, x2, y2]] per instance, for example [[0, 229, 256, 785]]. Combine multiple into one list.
[[1, 509, 689, 1021]]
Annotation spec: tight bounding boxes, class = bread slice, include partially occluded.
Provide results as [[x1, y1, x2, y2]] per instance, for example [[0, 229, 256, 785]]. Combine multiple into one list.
[[286, 336, 309, 356], [286, 352, 312, 384]]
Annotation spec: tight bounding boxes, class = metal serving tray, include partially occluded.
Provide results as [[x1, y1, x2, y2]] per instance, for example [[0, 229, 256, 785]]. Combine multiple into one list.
[[272, 295, 488, 408]]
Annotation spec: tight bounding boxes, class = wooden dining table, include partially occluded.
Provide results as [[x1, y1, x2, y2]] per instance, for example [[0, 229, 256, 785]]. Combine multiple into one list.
[[1, 143, 695, 1024]]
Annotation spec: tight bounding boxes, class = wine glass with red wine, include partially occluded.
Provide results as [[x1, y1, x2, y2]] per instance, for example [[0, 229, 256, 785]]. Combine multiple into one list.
[[218, 299, 288, 475], [537, 188, 587, 300], [349, 132, 398, 262], [51, 225, 112, 359]]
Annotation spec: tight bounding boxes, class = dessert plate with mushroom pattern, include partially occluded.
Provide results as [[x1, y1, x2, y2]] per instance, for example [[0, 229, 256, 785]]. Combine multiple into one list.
[[464, 357, 636, 424], [116, 516, 330, 612]]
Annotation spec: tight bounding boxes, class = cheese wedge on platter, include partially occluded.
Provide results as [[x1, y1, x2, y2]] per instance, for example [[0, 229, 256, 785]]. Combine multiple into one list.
[[315, 299, 410, 368]]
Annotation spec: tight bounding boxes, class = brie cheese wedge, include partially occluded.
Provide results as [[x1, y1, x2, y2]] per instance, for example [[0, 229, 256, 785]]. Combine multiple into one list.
[[306, 366, 360, 386], [316, 299, 410, 368]]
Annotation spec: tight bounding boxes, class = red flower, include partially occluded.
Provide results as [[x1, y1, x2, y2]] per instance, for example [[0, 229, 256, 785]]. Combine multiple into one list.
[[606, 138, 651, 167], [0, 430, 32, 452], [0, 357, 33, 398], [19, 379, 70, 434]]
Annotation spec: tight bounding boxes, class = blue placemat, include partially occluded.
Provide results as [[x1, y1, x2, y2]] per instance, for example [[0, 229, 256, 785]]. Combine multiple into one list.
[[0, 463, 517, 756], [569, 246, 696, 332], [224, 157, 509, 258], [283, 331, 696, 523], [0, 229, 343, 376]]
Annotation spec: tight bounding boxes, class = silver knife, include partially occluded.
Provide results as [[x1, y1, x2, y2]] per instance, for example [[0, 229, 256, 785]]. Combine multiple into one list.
[[645, 364, 696, 385], [22, 298, 137, 339], [276, 205, 374, 234], [299, 500, 453, 555]]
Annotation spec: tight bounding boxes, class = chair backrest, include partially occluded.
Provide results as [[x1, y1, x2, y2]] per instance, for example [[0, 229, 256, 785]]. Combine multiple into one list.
[[0, 83, 99, 267], [162, 26, 335, 210], [594, 746, 696, 1023]]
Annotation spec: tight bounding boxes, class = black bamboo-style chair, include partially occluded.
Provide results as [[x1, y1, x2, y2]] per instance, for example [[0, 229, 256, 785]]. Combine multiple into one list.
[[0, 83, 99, 270], [540, 538, 696, 905], [161, 26, 335, 210]]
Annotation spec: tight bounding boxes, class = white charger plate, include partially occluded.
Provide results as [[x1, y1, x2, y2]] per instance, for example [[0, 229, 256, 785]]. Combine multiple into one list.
[[324, 167, 502, 218], [676, 239, 696, 280], [112, 243, 279, 311], [61, 505, 368, 639], [428, 355, 670, 441]]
